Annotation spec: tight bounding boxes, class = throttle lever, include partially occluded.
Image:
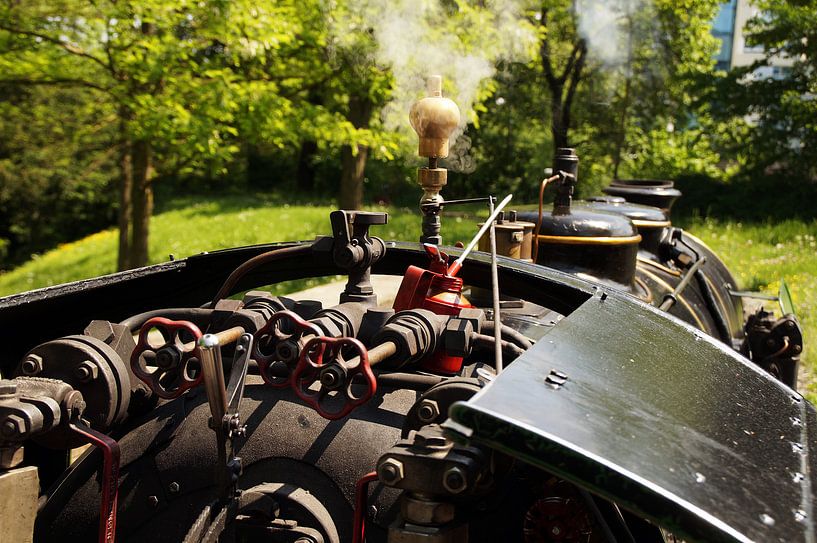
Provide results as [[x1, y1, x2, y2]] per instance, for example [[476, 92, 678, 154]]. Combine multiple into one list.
[[69, 419, 120, 543], [291, 336, 376, 420]]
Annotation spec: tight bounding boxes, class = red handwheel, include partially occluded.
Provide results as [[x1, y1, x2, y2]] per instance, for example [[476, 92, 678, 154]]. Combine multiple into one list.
[[291, 336, 376, 420], [253, 310, 323, 387], [131, 317, 203, 399]]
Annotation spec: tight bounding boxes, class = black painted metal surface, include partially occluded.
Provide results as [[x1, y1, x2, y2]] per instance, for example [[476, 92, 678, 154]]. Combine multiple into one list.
[[450, 292, 816, 543], [0, 242, 593, 374]]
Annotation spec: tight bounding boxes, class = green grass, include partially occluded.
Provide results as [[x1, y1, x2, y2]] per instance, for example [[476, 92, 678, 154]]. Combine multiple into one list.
[[1, 195, 813, 399], [0, 194, 478, 295]]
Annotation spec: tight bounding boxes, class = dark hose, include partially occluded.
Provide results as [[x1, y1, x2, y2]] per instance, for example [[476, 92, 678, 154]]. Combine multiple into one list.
[[120, 308, 215, 332], [481, 321, 533, 350], [695, 269, 732, 343], [211, 244, 312, 306], [376, 372, 445, 391], [471, 333, 526, 358]]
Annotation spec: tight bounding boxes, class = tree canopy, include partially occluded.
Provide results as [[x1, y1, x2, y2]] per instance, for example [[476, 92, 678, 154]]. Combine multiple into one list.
[[0, 0, 814, 271]]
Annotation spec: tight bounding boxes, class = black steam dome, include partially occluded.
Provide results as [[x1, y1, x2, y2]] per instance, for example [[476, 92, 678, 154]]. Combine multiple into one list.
[[517, 148, 642, 293], [584, 196, 670, 257]]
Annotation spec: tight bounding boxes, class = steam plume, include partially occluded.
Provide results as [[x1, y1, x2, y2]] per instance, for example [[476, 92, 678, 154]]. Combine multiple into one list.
[[330, 0, 536, 147], [575, 0, 642, 66]]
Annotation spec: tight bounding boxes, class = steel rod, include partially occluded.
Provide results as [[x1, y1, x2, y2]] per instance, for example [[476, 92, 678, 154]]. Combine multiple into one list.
[[487, 197, 504, 374], [198, 334, 228, 426], [447, 194, 512, 277]]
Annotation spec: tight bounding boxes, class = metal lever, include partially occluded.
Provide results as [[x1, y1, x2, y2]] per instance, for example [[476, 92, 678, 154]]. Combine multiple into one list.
[[69, 419, 120, 543]]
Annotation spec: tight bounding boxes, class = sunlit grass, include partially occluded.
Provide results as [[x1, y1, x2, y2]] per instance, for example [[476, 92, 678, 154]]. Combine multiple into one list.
[[0, 194, 478, 295]]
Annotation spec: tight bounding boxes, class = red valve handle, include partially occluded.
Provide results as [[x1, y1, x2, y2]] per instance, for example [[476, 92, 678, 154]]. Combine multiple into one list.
[[131, 317, 203, 399], [291, 336, 376, 420], [253, 310, 323, 388]]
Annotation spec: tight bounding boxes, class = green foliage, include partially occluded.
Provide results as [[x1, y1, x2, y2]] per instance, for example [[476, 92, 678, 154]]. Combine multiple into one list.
[[711, 0, 817, 179], [0, 85, 118, 267], [461, 0, 727, 201]]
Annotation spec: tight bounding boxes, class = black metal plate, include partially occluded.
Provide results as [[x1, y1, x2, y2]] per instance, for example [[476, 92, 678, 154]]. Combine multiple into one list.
[[450, 292, 816, 543]]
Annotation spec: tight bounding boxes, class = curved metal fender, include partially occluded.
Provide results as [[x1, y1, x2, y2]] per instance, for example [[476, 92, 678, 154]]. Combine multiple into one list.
[[449, 290, 817, 543]]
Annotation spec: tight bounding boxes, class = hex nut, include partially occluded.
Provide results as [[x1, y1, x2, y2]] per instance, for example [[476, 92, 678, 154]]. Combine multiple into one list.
[[378, 458, 405, 485], [417, 399, 441, 423], [401, 495, 455, 525], [442, 466, 467, 494], [168, 482, 180, 493], [21, 354, 43, 376], [74, 360, 99, 383], [1, 414, 27, 438]]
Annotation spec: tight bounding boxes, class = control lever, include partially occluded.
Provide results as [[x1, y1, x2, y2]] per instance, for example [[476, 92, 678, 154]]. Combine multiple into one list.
[[253, 310, 322, 387], [328, 210, 387, 305], [69, 419, 120, 543], [199, 332, 254, 499], [290, 336, 376, 420]]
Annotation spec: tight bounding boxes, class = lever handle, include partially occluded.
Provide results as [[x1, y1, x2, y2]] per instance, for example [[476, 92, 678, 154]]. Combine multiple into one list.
[[69, 420, 120, 543]]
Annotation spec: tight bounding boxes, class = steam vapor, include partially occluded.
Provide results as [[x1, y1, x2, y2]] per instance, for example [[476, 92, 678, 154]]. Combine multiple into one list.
[[330, 0, 536, 171], [576, 0, 643, 66]]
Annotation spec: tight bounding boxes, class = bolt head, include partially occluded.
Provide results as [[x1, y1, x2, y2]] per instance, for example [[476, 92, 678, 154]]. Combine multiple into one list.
[[168, 482, 180, 493], [443, 466, 467, 494], [147, 495, 159, 507], [378, 458, 404, 485], [74, 361, 98, 383], [21, 354, 43, 375], [417, 399, 440, 423]]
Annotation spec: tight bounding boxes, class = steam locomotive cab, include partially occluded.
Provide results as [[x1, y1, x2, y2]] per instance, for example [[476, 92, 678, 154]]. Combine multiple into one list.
[[0, 77, 811, 543]]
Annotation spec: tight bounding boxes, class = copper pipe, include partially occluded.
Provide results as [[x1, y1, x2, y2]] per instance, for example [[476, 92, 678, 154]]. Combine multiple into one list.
[[532, 174, 560, 264]]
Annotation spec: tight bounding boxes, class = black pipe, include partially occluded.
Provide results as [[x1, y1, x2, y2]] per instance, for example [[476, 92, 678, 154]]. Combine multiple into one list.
[[481, 321, 534, 350], [375, 372, 444, 391], [119, 308, 215, 332]]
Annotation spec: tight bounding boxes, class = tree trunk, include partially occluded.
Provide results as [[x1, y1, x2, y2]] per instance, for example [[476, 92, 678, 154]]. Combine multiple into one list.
[[117, 131, 132, 271], [339, 145, 370, 209], [296, 140, 318, 192], [550, 87, 568, 150], [130, 140, 154, 268], [613, 15, 635, 179], [338, 96, 374, 209], [540, 7, 587, 163]]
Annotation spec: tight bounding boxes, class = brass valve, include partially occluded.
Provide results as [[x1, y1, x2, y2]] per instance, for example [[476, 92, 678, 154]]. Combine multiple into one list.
[[409, 75, 460, 159], [410, 76, 461, 245]]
